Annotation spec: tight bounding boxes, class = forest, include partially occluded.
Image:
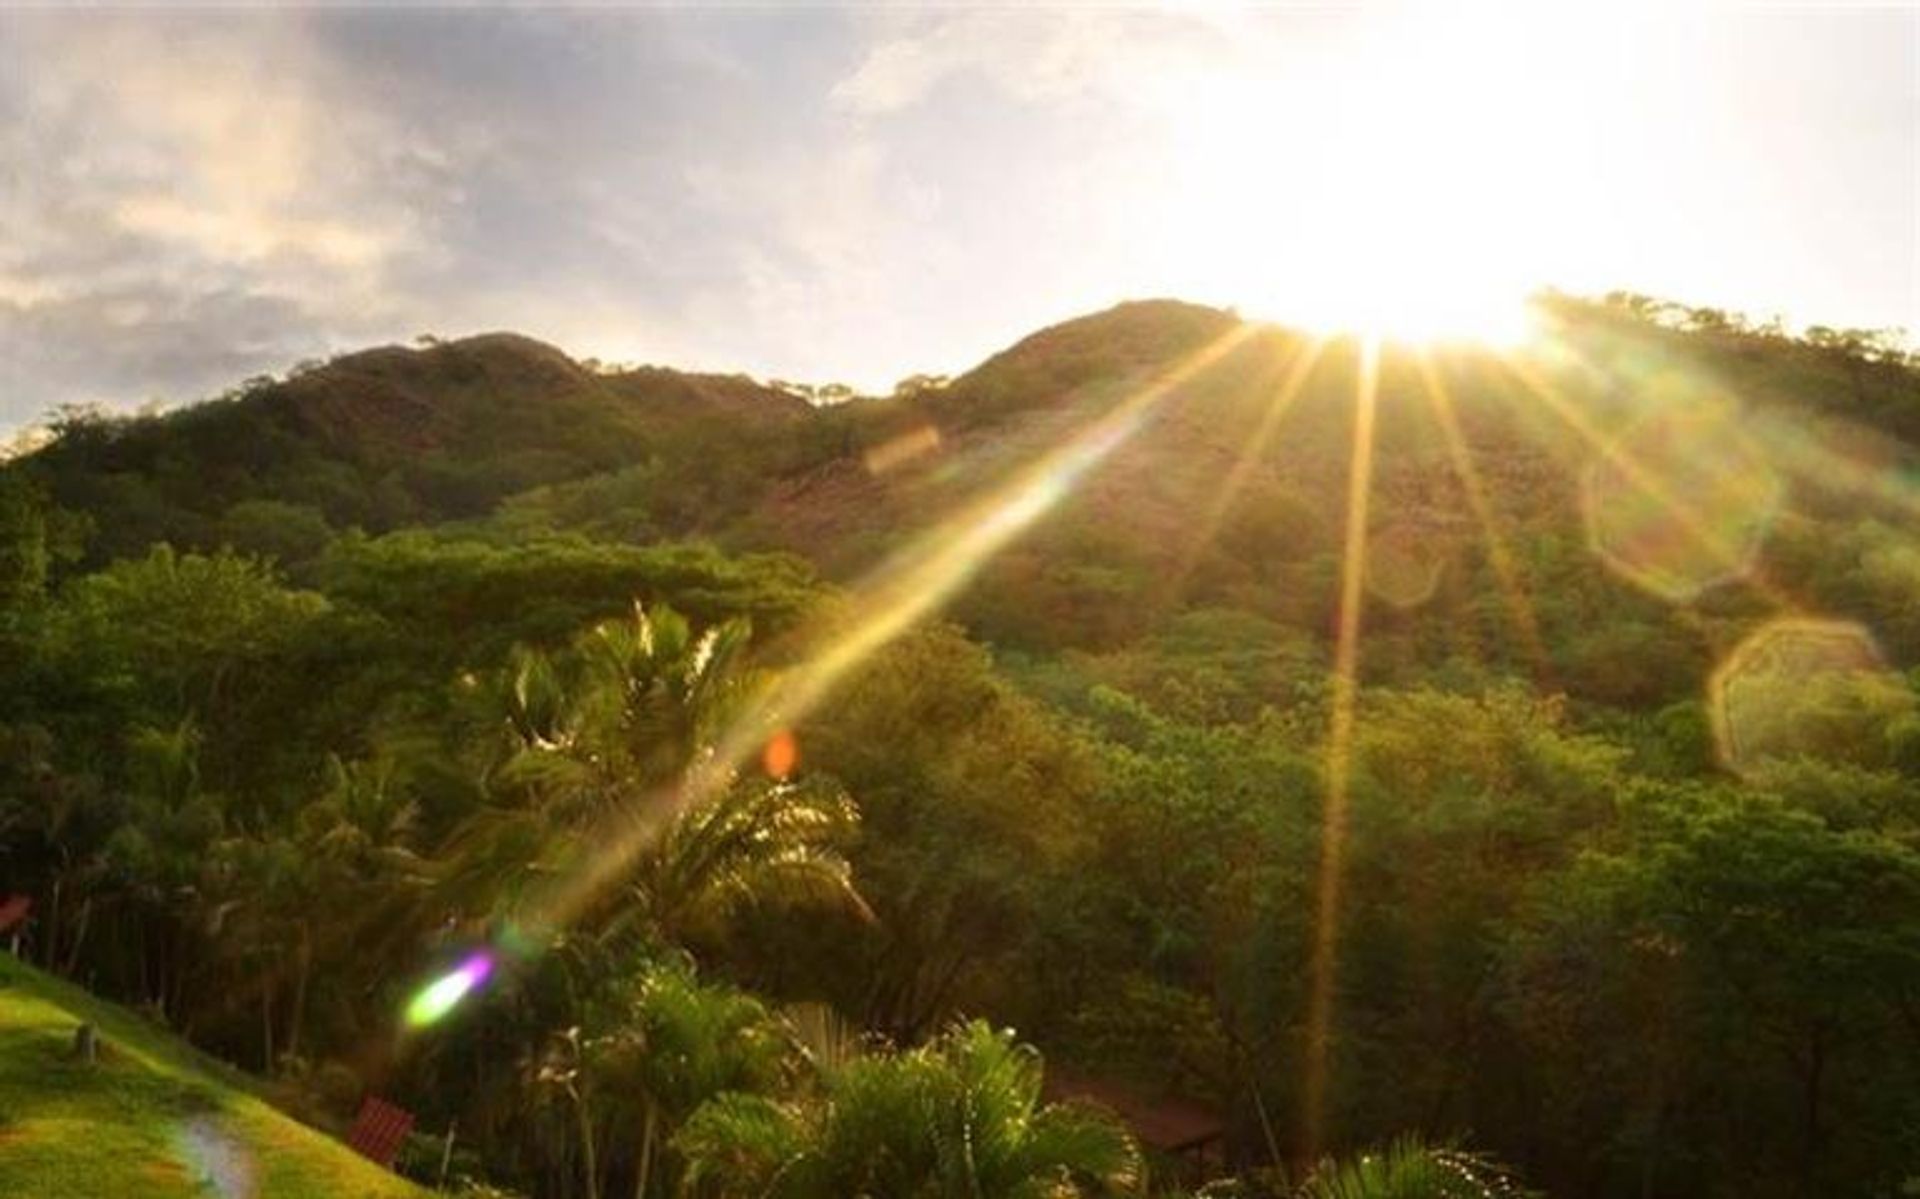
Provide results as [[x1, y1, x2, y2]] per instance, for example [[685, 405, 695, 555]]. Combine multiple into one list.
[[2, 293, 1918, 1198]]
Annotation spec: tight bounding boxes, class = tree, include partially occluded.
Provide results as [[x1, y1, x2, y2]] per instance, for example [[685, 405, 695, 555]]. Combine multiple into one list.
[[721, 624, 1105, 1039], [215, 754, 430, 1067], [1292, 1135, 1537, 1199], [678, 1019, 1143, 1198], [212, 499, 333, 566], [47, 545, 328, 726], [1502, 786, 1920, 1197], [584, 962, 795, 1198], [0, 473, 52, 608], [414, 602, 866, 1197], [438, 603, 864, 948]]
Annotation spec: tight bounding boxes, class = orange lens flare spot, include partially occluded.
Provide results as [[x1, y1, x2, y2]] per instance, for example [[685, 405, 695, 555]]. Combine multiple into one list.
[[762, 729, 798, 780], [863, 425, 942, 476]]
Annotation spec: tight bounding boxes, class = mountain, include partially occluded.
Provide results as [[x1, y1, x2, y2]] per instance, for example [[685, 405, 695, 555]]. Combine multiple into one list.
[[10, 295, 1920, 713], [17, 332, 810, 564], [6, 296, 1920, 1198]]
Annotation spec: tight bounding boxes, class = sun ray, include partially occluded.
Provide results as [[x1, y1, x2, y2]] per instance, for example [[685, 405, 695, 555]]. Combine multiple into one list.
[[1161, 334, 1327, 604], [1554, 322, 1920, 524], [1745, 408, 1920, 521], [1414, 352, 1556, 688], [1302, 334, 1380, 1163], [519, 323, 1261, 940], [1491, 350, 1799, 611]]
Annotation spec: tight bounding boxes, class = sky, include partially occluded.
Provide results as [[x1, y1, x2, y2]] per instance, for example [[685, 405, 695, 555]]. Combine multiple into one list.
[[1, 3, 1915, 432]]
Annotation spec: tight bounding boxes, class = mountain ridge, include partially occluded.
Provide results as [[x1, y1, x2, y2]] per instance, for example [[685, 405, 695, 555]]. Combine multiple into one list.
[[10, 295, 1920, 705]]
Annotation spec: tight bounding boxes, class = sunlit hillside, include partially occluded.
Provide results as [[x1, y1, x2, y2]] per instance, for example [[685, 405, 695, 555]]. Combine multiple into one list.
[[3, 294, 1918, 1198], [0, 953, 426, 1198]]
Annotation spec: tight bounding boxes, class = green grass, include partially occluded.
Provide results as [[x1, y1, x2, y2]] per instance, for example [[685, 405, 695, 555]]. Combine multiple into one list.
[[0, 953, 424, 1198]]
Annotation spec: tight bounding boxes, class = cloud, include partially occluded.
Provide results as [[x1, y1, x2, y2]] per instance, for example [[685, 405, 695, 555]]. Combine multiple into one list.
[[0, 6, 1226, 425], [3, 5, 1909, 434], [0, 9, 482, 424], [0, 7, 918, 424], [3, 284, 328, 415], [829, 8, 1222, 117]]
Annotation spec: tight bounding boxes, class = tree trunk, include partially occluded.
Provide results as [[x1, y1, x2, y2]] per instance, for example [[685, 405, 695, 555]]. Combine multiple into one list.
[[1798, 1031, 1826, 1199], [61, 896, 92, 977], [44, 876, 62, 970], [287, 924, 312, 1062], [576, 1086, 600, 1199], [635, 1102, 657, 1199], [261, 979, 275, 1074], [1250, 1079, 1285, 1173]]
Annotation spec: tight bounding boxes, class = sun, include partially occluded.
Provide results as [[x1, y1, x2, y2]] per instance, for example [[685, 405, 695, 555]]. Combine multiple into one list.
[[1161, 8, 1585, 347], [1245, 248, 1539, 348]]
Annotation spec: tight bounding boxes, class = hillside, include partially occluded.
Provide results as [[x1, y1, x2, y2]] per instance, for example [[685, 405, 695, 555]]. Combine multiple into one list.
[[4, 295, 1920, 1197], [20, 332, 812, 565], [12, 296, 1920, 716], [658, 297, 1919, 713], [0, 953, 423, 1199]]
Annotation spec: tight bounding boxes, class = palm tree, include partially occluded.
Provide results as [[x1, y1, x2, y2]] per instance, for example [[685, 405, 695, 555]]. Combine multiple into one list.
[[1291, 1136, 1538, 1199], [609, 774, 868, 949], [207, 752, 429, 1069], [105, 719, 225, 1017], [290, 754, 431, 1054], [439, 602, 865, 950], [584, 962, 796, 1198], [495, 602, 752, 802], [677, 1019, 1143, 1198], [424, 602, 868, 1198]]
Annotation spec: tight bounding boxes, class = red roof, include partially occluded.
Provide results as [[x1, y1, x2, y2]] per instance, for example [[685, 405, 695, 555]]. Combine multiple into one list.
[[0, 895, 31, 934], [1044, 1067, 1224, 1153]]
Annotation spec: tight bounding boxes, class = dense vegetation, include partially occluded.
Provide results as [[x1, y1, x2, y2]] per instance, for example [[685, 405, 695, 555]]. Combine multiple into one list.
[[2, 294, 1917, 1197]]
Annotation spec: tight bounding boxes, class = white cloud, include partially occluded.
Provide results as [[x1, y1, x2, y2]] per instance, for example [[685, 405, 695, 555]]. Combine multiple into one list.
[[4, 16, 434, 287], [0, 10, 493, 423], [830, 9, 1222, 117]]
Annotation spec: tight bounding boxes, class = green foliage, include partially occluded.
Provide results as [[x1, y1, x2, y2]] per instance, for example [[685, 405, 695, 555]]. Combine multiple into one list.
[[0, 473, 54, 607], [5, 295, 1920, 1198], [315, 531, 815, 668], [581, 962, 795, 1197], [677, 1019, 1143, 1198], [1502, 785, 1920, 1196], [46, 545, 328, 724], [1294, 1136, 1537, 1199], [762, 622, 1103, 1037], [212, 499, 334, 566]]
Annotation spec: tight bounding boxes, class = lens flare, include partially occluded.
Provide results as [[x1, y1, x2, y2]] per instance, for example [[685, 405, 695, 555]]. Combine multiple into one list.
[[518, 324, 1259, 940], [1165, 335, 1326, 598], [1710, 619, 1914, 775], [762, 729, 798, 779], [172, 1116, 257, 1199], [1414, 354, 1554, 686], [863, 425, 942, 476], [1746, 406, 1920, 523], [1304, 335, 1380, 1163], [405, 952, 495, 1029], [1363, 520, 1448, 609], [1580, 400, 1782, 602]]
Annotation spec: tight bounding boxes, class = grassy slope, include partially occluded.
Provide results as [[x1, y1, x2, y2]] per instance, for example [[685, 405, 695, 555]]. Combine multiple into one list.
[[0, 953, 423, 1199]]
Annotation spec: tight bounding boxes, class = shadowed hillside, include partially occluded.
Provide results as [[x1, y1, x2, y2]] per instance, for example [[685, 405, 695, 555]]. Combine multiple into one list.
[[19, 332, 811, 564]]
